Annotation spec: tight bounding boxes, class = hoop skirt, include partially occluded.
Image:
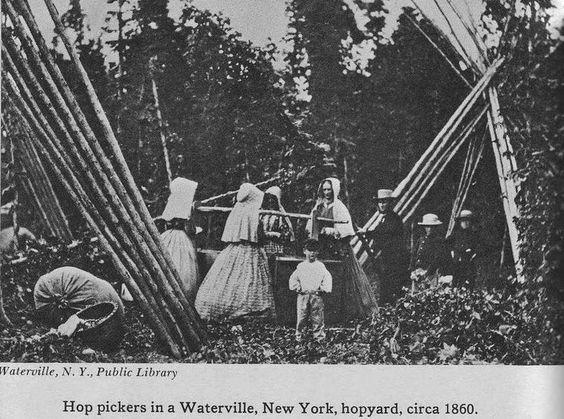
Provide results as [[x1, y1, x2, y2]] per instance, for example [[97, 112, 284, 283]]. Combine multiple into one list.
[[342, 242, 379, 319], [194, 242, 275, 321], [160, 229, 200, 301]]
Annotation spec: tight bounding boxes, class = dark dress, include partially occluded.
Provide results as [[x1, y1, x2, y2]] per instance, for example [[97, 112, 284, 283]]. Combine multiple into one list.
[[448, 228, 480, 289], [315, 204, 378, 318], [365, 211, 409, 303], [315, 205, 347, 259]]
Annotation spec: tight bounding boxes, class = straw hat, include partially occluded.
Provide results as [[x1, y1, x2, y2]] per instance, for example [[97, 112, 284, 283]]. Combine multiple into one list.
[[418, 213, 443, 226], [456, 209, 475, 220], [377, 189, 395, 200]]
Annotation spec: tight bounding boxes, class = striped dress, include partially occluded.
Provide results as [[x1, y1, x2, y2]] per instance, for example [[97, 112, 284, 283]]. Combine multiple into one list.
[[194, 183, 275, 321], [194, 242, 274, 321]]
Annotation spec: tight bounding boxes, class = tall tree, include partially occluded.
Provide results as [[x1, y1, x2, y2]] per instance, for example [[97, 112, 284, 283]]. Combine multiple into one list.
[[98, 0, 323, 214], [284, 1, 471, 223], [285, 0, 366, 209]]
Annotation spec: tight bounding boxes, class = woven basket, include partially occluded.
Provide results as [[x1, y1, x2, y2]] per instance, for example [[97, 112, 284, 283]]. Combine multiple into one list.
[[75, 302, 124, 352]]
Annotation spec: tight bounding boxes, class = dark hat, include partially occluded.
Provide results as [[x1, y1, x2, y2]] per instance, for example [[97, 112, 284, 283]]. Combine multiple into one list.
[[303, 238, 320, 252]]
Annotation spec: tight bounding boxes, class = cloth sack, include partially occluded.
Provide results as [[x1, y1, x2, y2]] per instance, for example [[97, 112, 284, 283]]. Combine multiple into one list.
[[34, 266, 124, 327]]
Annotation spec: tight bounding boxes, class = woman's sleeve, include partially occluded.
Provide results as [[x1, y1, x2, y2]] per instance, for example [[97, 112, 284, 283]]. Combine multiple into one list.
[[305, 209, 314, 236], [333, 201, 355, 238]]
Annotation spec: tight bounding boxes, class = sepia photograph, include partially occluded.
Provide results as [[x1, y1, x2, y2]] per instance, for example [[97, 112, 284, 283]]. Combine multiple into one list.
[[0, 0, 562, 376]]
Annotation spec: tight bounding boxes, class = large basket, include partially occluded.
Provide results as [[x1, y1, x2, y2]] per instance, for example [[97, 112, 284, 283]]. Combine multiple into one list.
[[75, 302, 124, 352]]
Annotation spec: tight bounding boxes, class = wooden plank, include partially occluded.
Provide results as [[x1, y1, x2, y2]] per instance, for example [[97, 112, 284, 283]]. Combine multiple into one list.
[[487, 87, 523, 277], [196, 206, 349, 223]]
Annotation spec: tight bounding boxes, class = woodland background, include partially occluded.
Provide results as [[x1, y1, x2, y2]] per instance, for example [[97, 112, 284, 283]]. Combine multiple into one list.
[[1, 0, 562, 363]]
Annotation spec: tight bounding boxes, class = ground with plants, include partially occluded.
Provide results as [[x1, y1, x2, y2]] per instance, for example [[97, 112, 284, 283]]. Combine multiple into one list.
[[1, 240, 561, 365]]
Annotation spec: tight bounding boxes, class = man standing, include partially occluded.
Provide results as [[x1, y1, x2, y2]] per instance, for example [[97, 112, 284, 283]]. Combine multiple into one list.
[[361, 189, 409, 304], [447, 209, 480, 289]]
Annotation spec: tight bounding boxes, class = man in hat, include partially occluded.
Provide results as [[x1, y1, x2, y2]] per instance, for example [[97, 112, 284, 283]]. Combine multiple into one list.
[[447, 209, 480, 289], [411, 213, 451, 288], [359, 189, 408, 304]]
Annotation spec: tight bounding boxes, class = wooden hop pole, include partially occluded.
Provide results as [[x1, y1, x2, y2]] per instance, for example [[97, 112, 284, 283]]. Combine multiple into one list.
[[12, 0, 207, 347], [22, 134, 73, 240], [38, 0, 207, 327], [446, 130, 485, 237], [200, 176, 280, 205], [3, 20, 195, 350], [3, 36, 194, 353], [3, 77, 184, 358], [15, 127, 73, 241], [12, 135, 57, 237], [2, 67, 185, 357], [397, 106, 487, 216], [0, 120, 12, 327], [149, 58, 173, 184], [399, 106, 487, 221], [3, 23, 196, 356], [9, 0, 206, 347], [394, 59, 502, 211]]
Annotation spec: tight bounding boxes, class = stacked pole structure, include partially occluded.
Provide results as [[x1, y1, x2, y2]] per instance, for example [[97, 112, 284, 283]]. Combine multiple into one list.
[[9, 124, 73, 241], [446, 130, 486, 237], [1, 0, 207, 357], [353, 1, 523, 278]]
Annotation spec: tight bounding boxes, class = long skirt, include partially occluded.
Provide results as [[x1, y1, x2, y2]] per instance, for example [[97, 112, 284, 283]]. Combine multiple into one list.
[[342, 243, 379, 319], [194, 242, 275, 321], [160, 229, 200, 301]]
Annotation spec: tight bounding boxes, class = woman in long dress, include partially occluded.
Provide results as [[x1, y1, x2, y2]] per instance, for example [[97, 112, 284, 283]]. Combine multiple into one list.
[[307, 177, 378, 318], [261, 186, 295, 257], [158, 177, 200, 301], [195, 183, 275, 321]]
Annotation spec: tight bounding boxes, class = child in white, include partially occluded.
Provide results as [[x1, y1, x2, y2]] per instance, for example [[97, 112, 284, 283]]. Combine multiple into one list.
[[289, 239, 332, 341]]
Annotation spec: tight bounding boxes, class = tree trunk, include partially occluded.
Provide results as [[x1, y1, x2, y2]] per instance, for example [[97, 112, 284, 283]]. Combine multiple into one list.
[[150, 72, 172, 183]]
